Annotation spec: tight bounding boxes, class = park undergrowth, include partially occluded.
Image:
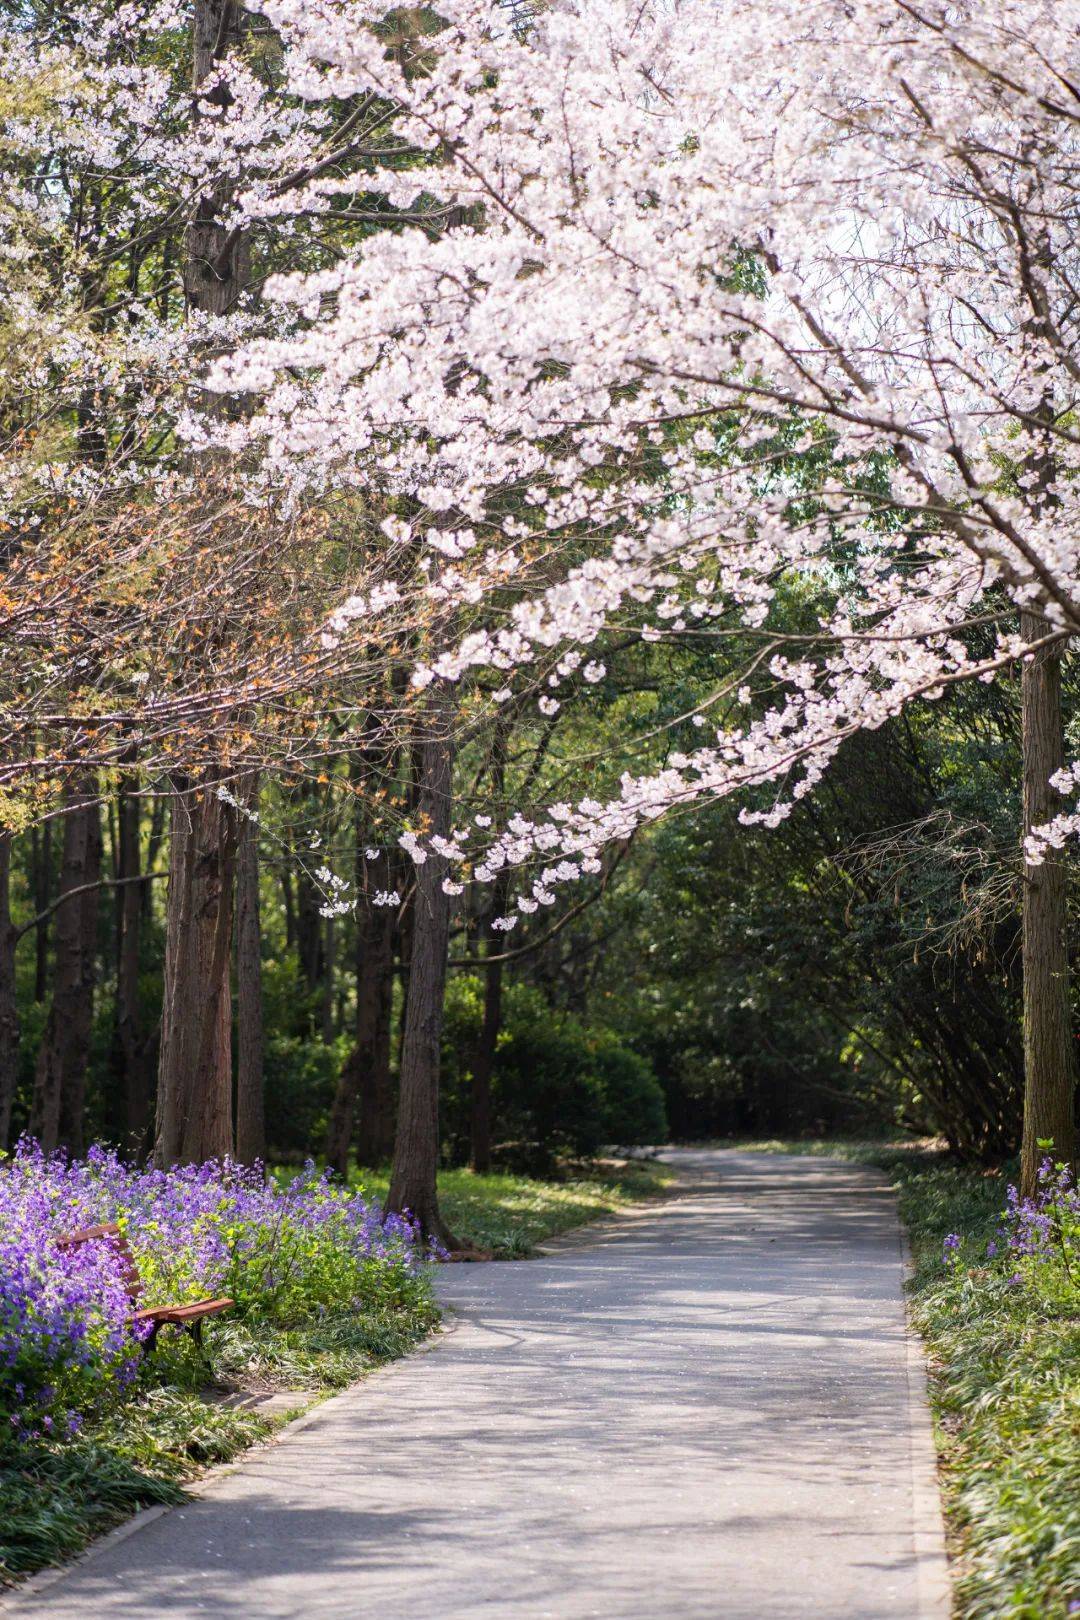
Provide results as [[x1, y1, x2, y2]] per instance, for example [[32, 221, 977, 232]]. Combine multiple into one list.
[[354, 1157, 675, 1258]]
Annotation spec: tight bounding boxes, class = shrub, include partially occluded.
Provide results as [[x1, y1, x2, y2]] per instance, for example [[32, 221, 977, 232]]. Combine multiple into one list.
[[262, 1034, 345, 1158], [442, 978, 666, 1164], [588, 1032, 667, 1146]]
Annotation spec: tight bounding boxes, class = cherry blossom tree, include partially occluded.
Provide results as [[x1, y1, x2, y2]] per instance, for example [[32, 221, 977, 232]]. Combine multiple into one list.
[[214, 0, 1080, 1197], [0, 0, 452, 1159]]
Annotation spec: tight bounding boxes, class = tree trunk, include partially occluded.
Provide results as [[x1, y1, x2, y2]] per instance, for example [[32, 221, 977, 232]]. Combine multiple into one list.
[[185, 0, 249, 321], [31, 821, 50, 1003], [281, 864, 296, 951], [295, 860, 325, 1003], [1020, 613, 1077, 1195], [326, 838, 396, 1175], [154, 781, 238, 1165], [0, 835, 18, 1149], [31, 790, 101, 1154], [321, 914, 336, 1043], [357, 896, 396, 1167], [470, 730, 509, 1174], [152, 0, 249, 1168], [386, 699, 459, 1246], [113, 779, 150, 1156], [470, 894, 506, 1174], [235, 780, 265, 1166]]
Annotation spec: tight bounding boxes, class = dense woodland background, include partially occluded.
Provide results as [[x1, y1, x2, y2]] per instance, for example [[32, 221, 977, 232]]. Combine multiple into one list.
[[1, 651, 1053, 1172]]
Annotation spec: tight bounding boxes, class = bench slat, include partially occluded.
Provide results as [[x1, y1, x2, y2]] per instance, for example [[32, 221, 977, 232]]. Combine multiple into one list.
[[132, 1298, 234, 1324]]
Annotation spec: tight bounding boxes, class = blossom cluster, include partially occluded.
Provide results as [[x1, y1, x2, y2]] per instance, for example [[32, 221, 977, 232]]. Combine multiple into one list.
[[9, 0, 1080, 912], [199, 0, 1080, 909]]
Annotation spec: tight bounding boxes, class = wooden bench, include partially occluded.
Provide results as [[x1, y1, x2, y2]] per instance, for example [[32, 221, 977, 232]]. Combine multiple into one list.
[[55, 1222, 234, 1356]]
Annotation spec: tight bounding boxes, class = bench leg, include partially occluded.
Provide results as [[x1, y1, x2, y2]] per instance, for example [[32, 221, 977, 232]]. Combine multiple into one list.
[[185, 1317, 214, 1377]]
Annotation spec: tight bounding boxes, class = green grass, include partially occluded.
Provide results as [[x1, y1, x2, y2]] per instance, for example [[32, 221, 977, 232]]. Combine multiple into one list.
[[354, 1158, 676, 1257], [734, 1138, 1080, 1620], [0, 1297, 437, 1586]]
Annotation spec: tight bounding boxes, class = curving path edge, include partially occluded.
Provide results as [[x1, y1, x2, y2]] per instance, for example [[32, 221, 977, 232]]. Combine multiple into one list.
[[4, 1149, 950, 1619]]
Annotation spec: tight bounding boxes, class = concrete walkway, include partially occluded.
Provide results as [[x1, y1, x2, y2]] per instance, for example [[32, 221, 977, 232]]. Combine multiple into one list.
[[7, 1150, 949, 1619]]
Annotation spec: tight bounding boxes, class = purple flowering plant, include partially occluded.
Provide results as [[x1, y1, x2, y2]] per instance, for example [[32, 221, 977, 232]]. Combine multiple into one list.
[[999, 1152, 1079, 1299], [0, 1139, 431, 1446], [944, 1146, 1080, 1303]]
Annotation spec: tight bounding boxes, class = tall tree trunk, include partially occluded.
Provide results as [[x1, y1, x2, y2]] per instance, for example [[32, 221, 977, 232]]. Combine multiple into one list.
[[386, 699, 459, 1246], [357, 894, 396, 1167], [31, 789, 101, 1154], [470, 892, 506, 1175], [471, 732, 509, 1175], [144, 792, 166, 914], [1020, 613, 1076, 1195], [152, 0, 249, 1167], [154, 781, 238, 1165], [235, 780, 265, 1166], [0, 835, 18, 1149], [295, 863, 325, 1002], [186, 0, 249, 320], [113, 778, 149, 1156], [281, 864, 297, 951], [326, 821, 396, 1175], [31, 821, 50, 1003], [321, 914, 336, 1043]]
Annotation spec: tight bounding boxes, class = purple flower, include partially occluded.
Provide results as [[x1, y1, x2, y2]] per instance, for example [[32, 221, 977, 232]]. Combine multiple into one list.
[[0, 1135, 432, 1444]]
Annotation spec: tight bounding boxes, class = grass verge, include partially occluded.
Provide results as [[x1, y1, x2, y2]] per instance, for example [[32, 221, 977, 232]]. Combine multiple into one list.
[[733, 1138, 1080, 1620], [0, 1298, 437, 1587], [355, 1157, 676, 1257]]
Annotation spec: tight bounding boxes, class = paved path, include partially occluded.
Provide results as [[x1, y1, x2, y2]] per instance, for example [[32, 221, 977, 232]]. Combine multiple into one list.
[[7, 1150, 949, 1619]]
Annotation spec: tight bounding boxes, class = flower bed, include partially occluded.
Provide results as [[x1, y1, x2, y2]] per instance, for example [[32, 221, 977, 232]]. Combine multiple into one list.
[[0, 1141, 431, 1447]]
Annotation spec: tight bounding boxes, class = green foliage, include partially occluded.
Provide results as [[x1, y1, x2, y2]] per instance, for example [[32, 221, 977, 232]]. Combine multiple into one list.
[[262, 1032, 344, 1158], [583, 683, 1030, 1159], [0, 1392, 265, 1583], [588, 1032, 668, 1146], [211, 1302, 436, 1391], [897, 1160, 1080, 1620], [441, 977, 667, 1166]]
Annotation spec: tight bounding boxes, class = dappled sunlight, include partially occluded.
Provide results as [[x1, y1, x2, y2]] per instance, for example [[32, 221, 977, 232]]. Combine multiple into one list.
[[14, 1151, 944, 1620]]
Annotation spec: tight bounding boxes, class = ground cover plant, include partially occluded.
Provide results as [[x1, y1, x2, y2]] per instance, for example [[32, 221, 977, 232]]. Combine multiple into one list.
[[0, 1142, 437, 1583], [741, 1140, 1080, 1619], [355, 1159, 675, 1260]]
